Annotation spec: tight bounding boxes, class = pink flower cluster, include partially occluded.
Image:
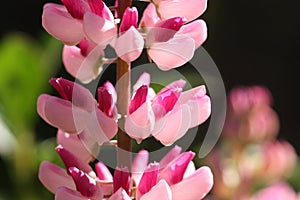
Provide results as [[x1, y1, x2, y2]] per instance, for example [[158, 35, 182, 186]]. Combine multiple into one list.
[[39, 137, 213, 200], [42, 0, 208, 83], [37, 73, 211, 147]]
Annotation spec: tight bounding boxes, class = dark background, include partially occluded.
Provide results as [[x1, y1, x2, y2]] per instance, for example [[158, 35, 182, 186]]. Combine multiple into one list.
[[1, 0, 299, 153]]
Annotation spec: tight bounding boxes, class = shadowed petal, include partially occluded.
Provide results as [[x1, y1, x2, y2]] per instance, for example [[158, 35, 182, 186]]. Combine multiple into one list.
[[55, 186, 87, 200], [159, 146, 182, 169], [132, 150, 149, 186], [108, 188, 132, 200], [39, 161, 76, 194]]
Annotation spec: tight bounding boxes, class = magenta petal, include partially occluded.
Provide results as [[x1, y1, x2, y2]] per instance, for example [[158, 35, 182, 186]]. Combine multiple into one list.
[[140, 180, 172, 200], [132, 150, 149, 186], [120, 7, 138, 33], [42, 3, 84, 45], [95, 162, 113, 195], [147, 34, 195, 70], [56, 145, 94, 175], [178, 20, 207, 49], [38, 161, 76, 194], [170, 166, 213, 200], [69, 167, 103, 199], [159, 145, 182, 169], [98, 86, 114, 117], [159, 151, 195, 185], [125, 102, 154, 142], [88, 0, 114, 21], [158, 0, 207, 22], [57, 130, 94, 163], [108, 188, 132, 200], [129, 85, 148, 114], [138, 163, 159, 196], [55, 186, 87, 200], [113, 167, 130, 194], [114, 27, 144, 63], [83, 12, 117, 46], [152, 105, 191, 146]]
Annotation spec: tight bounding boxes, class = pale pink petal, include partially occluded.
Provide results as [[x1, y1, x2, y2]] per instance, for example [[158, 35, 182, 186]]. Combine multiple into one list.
[[153, 105, 191, 146], [62, 45, 104, 84], [140, 180, 172, 200], [158, 0, 207, 22], [178, 19, 207, 48], [125, 102, 154, 142], [185, 95, 211, 128], [37, 94, 89, 133], [42, 3, 84, 45], [171, 166, 213, 200], [180, 85, 207, 103], [159, 151, 195, 185], [38, 161, 76, 194], [83, 12, 117, 46], [147, 34, 195, 70], [132, 150, 149, 186], [55, 186, 87, 200], [183, 161, 196, 179], [57, 130, 94, 163], [114, 26, 144, 63], [69, 167, 103, 199], [159, 145, 182, 169], [108, 188, 132, 200], [139, 3, 160, 29]]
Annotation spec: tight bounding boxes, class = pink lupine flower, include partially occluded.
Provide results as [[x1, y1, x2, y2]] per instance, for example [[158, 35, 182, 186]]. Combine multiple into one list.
[[223, 86, 279, 142], [125, 73, 211, 145], [141, 4, 207, 70], [37, 78, 118, 145], [62, 39, 105, 83], [42, 0, 116, 46], [250, 182, 298, 200], [113, 7, 144, 63], [152, 0, 207, 22]]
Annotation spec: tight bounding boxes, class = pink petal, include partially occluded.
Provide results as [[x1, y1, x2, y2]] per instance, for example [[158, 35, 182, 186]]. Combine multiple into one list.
[[94, 162, 113, 195], [120, 7, 138, 33], [125, 102, 154, 142], [140, 180, 172, 200], [57, 130, 94, 163], [113, 167, 130, 194], [42, 3, 84, 45], [98, 86, 114, 117], [69, 167, 103, 199], [83, 12, 117, 46], [88, 0, 114, 21], [61, 0, 90, 19], [159, 151, 195, 185], [159, 145, 182, 169], [157, 0, 207, 22], [56, 145, 94, 175], [38, 161, 76, 194], [132, 150, 149, 186], [138, 163, 159, 196], [37, 94, 89, 133], [62, 44, 104, 84], [108, 188, 132, 200], [114, 26, 144, 63], [55, 186, 88, 200], [171, 166, 213, 200], [129, 85, 148, 114], [147, 34, 195, 70], [178, 19, 207, 48], [153, 17, 186, 42], [139, 3, 160, 29], [152, 105, 191, 146]]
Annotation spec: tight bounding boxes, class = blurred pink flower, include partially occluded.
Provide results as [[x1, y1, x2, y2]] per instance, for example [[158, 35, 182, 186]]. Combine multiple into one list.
[[251, 182, 298, 200], [125, 73, 211, 145], [37, 78, 118, 145], [223, 86, 279, 142]]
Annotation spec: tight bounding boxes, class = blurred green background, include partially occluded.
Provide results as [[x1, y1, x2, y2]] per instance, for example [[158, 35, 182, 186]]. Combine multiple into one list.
[[0, 0, 299, 199]]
